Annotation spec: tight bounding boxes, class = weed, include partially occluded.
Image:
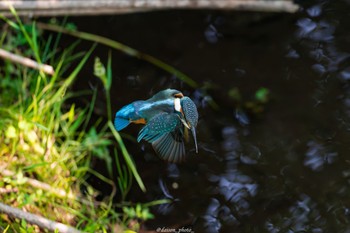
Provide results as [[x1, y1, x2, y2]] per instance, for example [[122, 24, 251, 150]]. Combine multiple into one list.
[[0, 9, 156, 232]]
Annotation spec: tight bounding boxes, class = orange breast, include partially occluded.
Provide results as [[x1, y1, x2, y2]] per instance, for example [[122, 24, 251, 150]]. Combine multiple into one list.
[[131, 118, 147, 124]]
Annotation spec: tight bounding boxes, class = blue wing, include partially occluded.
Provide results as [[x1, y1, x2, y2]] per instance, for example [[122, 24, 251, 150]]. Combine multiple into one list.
[[137, 113, 186, 163], [137, 113, 180, 142], [152, 132, 186, 163]]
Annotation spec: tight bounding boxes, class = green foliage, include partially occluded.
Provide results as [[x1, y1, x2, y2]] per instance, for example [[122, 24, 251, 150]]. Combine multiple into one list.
[[228, 86, 271, 114], [123, 204, 154, 221], [122, 203, 154, 232], [20, 219, 36, 233], [3, 225, 10, 233], [94, 55, 146, 192], [115, 148, 132, 201], [82, 127, 113, 175], [228, 87, 242, 102], [245, 87, 271, 114], [119, 199, 169, 232], [0, 9, 153, 233], [255, 87, 270, 103]]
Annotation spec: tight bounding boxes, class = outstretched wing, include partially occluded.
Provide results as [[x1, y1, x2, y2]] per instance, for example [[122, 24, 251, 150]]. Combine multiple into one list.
[[137, 113, 186, 163], [152, 131, 186, 163], [137, 113, 179, 143]]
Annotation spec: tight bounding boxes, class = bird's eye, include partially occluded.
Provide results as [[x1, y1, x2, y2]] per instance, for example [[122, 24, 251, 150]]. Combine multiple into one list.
[[174, 93, 184, 98]]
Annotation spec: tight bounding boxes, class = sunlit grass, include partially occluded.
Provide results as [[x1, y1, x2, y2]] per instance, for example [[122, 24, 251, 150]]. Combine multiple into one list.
[[0, 9, 157, 232]]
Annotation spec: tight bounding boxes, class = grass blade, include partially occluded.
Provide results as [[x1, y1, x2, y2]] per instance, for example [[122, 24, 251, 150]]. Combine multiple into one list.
[[36, 22, 198, 88], [108, 121, 146, 192]]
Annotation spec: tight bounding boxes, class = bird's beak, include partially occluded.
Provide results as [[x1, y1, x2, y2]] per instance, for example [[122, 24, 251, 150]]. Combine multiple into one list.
[[191, 127, 198, 153], [177, 115, 190, 129]]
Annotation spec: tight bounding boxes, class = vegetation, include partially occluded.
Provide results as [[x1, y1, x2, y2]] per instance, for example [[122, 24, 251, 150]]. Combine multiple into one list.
[[0, 9, 162, 233]]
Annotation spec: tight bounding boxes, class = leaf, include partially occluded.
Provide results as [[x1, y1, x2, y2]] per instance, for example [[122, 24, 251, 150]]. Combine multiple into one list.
[[109, 121, 146, 192], [123, 207, 136, 218], [106, 51, 112, 91], [93, 57, 107, 88], [124, 230, 137, 233], [5, 125, 17, 138], [68, 104, 75, 122], [255, 87, 270, 103], [228, 87, 242, 102]]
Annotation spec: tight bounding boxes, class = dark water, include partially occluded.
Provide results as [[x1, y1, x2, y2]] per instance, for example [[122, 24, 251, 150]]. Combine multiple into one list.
[[66, 0, 350, 232]]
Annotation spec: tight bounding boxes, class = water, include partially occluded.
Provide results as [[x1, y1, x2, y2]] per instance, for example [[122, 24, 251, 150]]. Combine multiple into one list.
[[68, 1, 350, 232]]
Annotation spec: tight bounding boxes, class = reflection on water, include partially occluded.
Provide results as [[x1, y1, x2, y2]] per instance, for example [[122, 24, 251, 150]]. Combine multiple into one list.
[[69, 0, 350, 232], [304, 140, 337, 171]]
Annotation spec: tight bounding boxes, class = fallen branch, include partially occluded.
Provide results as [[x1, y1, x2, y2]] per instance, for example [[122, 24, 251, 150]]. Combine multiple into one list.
[[0, 168, 75, 200], [0, 48, 55, 75], [0, 166, 116, 207], [0, 0, 299, 16], [0, 202, 83, 233], [0, 187, 18, 194]]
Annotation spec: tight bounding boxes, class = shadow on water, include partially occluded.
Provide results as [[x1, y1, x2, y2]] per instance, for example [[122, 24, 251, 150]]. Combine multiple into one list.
[[62, 0, 350, 232]]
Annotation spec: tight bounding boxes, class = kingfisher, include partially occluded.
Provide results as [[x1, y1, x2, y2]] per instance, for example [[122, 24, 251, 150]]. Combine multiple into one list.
[[114, 89, 198, 163]]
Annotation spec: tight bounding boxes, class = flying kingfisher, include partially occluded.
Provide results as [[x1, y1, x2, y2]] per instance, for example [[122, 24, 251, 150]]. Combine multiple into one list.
[[114, 89, 198, 163]]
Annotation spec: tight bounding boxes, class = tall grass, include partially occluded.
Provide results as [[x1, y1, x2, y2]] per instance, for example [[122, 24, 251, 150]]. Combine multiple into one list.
[[0, 9, 155, 232]]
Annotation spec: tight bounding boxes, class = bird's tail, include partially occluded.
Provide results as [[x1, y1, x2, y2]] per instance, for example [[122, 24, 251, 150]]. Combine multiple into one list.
[[114, 104, 134, 131], [114, 116, 130, 131], [114, 101, 147, 131]]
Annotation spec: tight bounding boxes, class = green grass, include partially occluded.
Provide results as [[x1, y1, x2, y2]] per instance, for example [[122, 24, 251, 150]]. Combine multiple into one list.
[[0, 9, 160, 233]]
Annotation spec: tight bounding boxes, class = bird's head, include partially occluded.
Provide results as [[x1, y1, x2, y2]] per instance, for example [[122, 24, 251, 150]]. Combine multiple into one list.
[[151, 89, 184, 101], [174, 96, 199, 153]]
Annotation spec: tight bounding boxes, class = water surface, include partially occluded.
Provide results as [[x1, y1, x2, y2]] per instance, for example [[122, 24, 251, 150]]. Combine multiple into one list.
[[70, 1, 350, 232]]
